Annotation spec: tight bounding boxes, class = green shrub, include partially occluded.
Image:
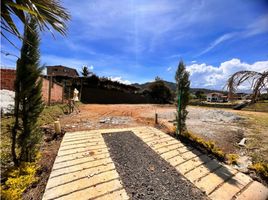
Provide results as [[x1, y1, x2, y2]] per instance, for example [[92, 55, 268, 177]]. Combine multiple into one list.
[[249, 162, 268, 178], [180, 130, 226, 160], [226, 154, 239, 165], [1, 162, 38, 200]]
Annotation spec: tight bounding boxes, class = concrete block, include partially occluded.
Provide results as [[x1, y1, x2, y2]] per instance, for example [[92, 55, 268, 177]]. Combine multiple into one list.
[[43, 170, 120, 200], [176, 154, 211, 175], [235, 181, 268, 200], [195, 166, 235, 194], [185, 159, 221, 182], [209, 172, 252, 200]]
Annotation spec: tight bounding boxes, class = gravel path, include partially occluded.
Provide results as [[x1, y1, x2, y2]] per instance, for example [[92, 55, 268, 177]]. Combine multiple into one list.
[[103, 131, 208, 200]]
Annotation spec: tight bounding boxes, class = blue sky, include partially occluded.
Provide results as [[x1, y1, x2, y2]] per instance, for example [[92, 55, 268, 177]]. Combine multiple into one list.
[[1, 0, 268, 89]]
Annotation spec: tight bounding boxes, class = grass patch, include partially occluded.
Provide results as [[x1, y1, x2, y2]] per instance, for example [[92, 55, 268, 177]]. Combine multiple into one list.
[[170, 127, 241, 164], [1, 104, 66, 199], [243, 102, 268, 112], [237, 111, 268, 163], [180, 131, 225, 161], [1, 104, 65, 167], [38, 104, 67, 125], [249, 162, 268, 180]]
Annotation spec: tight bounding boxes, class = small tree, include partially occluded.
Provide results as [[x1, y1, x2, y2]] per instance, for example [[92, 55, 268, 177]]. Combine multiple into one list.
[[195, 90, 205, 101], [12, 17, 44, 164], [79, 66, 92, 100], [175, 60, 190, 135], [81, 66, 90, 77]]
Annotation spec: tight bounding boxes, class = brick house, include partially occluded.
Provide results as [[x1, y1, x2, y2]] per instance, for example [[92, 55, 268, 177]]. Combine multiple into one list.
[[46, 65, 79, 77], [0, 68, 16, 91], [0, 68, 63, 104]]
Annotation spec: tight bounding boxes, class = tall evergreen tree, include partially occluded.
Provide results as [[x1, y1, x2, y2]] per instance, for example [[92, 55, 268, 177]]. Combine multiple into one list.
[[12, 17, 44, 163], [175, 60, 190, 135]]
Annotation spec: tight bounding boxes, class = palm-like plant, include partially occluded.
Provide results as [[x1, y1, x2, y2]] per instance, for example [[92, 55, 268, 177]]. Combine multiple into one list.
[[227, 70, 268, 103], [81, 66, 91, 77], [1, 0, 70, 42]]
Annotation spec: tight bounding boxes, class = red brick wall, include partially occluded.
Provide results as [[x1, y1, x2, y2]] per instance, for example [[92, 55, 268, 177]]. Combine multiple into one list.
[[1, 69, 63, 104], [0, 69, 16, 91], [41, 78, 63, 103]]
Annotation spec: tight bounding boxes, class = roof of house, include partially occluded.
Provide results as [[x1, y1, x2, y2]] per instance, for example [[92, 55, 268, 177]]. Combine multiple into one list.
[[46, 65, 79, 76], [206, 92, 224, 96]]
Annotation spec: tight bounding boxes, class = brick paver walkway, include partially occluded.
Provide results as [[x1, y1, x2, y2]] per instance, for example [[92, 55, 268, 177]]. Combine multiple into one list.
[[42, 127, 268, 200]]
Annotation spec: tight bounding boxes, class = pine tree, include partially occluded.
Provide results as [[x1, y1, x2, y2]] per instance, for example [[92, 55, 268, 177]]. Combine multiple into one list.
[[14, 17, 44, 163], [81, 66, 90, 77], [175, 60, 190, 135]]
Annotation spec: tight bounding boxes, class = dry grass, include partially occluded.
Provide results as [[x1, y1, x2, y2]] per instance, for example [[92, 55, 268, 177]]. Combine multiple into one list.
[[243, 102, 268, 112], [231, 110, 268, 163]]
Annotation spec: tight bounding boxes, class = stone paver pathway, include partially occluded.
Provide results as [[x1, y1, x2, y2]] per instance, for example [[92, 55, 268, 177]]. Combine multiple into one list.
[[42, 126, 268, 200]]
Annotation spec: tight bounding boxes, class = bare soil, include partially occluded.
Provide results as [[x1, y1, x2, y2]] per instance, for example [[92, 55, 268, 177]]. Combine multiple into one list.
[[26, 104, 266, 199], [103, 131, 207, 200], [59, 104, 268, 162]]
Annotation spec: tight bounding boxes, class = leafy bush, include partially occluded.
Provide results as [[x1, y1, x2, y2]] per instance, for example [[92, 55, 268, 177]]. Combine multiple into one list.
[[1, 162, 38, 200], [181, 130, 225, 160], [226, 154, 239, 165], [148, 79, 173, 103], [249, 162, 268, 178]]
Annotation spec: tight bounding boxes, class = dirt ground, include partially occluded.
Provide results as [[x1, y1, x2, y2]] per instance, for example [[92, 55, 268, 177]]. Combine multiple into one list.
[[21, 103, 267, 199], [59, 104, 268, 163]]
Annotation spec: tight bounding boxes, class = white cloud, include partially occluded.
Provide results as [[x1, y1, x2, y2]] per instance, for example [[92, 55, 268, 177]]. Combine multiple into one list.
[[64, 0, 215, 54], [89, 65, 94, 70], [167, 67, 172, 72], [191, 60, 197, 63], [244, 14, 268, 37], [199, 14, 268, 56], [199, 32, 236, 55], [187, 58, 268, 90], [109, 76, 132, 85], [41, 54, 88, 68]]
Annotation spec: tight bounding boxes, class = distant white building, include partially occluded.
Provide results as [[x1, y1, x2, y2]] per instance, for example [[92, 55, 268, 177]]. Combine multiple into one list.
[[206, 93, 228, 102]]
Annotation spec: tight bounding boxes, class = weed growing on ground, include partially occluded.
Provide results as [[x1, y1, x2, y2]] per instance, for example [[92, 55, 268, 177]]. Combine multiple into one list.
[[1, 104, 66, 199], [1, 162, 39, 200], [182, 130, 225, 160], [226, 154, 239, 165], [249, 162, 268, 179]]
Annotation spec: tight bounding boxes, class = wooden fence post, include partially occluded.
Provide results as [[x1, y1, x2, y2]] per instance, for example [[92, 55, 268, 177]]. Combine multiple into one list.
[[155, 113, 158, 124]]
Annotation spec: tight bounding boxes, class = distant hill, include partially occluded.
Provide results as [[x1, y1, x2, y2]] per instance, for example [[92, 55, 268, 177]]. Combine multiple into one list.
[[132, 80, 226, 94]]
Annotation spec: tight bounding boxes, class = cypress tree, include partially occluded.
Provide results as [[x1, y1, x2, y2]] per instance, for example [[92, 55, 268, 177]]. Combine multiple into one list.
[[15, 17, 44, 162], [175, 60, 190, 135]]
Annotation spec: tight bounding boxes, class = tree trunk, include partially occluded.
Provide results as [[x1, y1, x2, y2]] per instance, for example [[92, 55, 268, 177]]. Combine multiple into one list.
[[11, 89, 19, 166]]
